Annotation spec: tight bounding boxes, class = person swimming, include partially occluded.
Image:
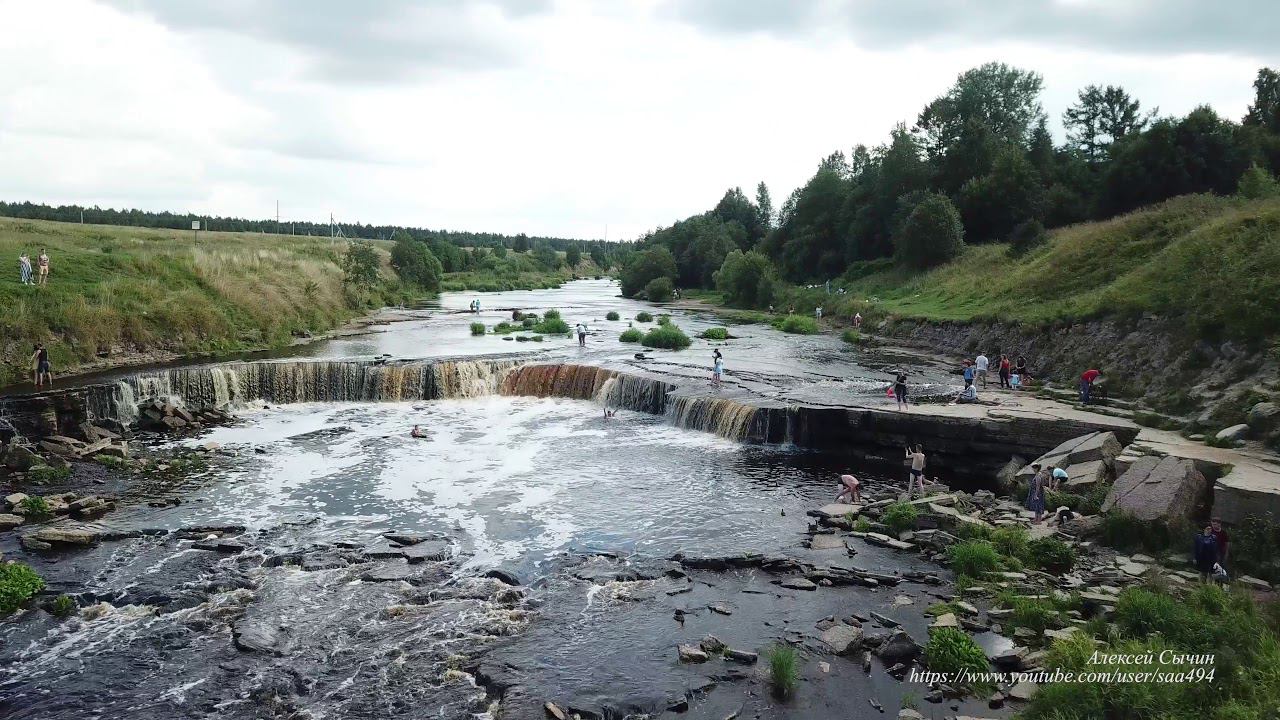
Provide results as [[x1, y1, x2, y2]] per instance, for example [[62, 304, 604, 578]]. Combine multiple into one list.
[[410, 425, 427, 438]]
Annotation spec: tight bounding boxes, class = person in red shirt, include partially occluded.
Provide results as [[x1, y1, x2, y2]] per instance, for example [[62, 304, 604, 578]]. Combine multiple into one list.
[[1080, 368, 1102, 404], [1211, 517, 1229, 567], [998, 355, 1012, 389]]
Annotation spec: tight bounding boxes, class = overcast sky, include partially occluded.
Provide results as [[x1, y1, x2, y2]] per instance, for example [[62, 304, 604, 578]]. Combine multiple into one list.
[[1, 1, 1275, 240]]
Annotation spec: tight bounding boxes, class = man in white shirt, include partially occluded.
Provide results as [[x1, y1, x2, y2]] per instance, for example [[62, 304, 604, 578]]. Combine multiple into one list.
[[975, 352, 990, 388], [575, 322, 587, 347]]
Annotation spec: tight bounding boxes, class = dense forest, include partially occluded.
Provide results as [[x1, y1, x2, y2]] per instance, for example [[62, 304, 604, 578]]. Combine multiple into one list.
[[619, 64, 1280, 304], [0, 200, 620, 260]]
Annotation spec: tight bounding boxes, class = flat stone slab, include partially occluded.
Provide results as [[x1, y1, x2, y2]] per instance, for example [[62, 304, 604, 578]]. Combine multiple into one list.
[[808, 533, 847, 550], [780, 578, 818, 591], [1104, 455, 1207, 523], [812, 503, 861, 519]]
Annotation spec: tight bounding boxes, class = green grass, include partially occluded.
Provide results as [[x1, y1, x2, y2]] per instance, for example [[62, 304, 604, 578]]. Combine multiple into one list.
[[469, 322, 486, 336], [924, 627, 992, 692], [947, 540, 1002, 576], [493, 321, 519, 334], [27, 465, 71, 483], [772, 314, 819, 334], [656, 314, 672, 326], [0, 217, 410, 385], [0, 562, 45, 615], [18, 495, 52, 520], [839, 194, 1280, 341], [881, 501, 919, 534], [532, 317, 570, 334], [50, 594, 75, 618], [853, 517, 872, 533], [640, 324, 691, 350], [990, 525, 1030, 559], [840, 328, 867, 345], [766, 644, 800, 699], [619, 328, 643, 343], [699, 327, 730, 340]]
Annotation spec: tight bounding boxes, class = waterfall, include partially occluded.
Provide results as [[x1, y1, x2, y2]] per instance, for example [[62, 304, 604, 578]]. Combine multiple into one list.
[[668, 395, 762, 442], [437, 360, 518, 399], [500, 364, 674, 414]]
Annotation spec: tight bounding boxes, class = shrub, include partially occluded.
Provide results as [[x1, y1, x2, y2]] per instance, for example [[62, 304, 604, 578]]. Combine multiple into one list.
[[1099, 512, 1183, 553], [990, 525, 1029, 559], [773, 315, 819, 334], [644, 277, 674, 302], [50, 594, 76, 618], [947, 541, 1001, 576], [522, 317, 537, 328], [494, 321, 518, 334], [389, 234, 443, 291], [893, 193, 964, 269], [635, 311, 654, 323], [999, 593, 1057, 634], [18, 495, 52, 520], [27, 465, 71, 483], [641, 325, 691, 350], [766, 644, 799, 699], [619, 328, 643, 343], [700, 327, 729, 340], [1233, 515, 1280, 582], [881, 502, 919, 535], [606, 311, 620, 321], [342, 241, 381, 288], [841, 329, 867, 345], [0, 562, 45, 615], [619, 245, 677, 298], [1238, 163, 1280, 200], [924, 628, 991, 691], [544, 309, 562, 320], [1027, 537, 1075, 573], [853, 517, 872, 533], [954, 522, 992, 541], [1009, 219, 1048, 255], [714, 249, 777, 308], [469, 322, 486, 336], [533, 318, 571, 334], [656, 314, 672, 326]]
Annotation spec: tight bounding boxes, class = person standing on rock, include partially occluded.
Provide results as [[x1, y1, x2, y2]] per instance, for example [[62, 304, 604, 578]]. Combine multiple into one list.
[[998, 355, 1011, 389], [37, 248, 49, 286], [836, 473, 861, 504], [962, 360, 975, 389], [893, 372, 909, 411], [1194, 525, 1220, 581], [1079, 368, 1101, 404], [1026, 463, 1048, 523], [711, 349, 724, 389], [1211, 517, 1230, 569], [31, 344, 52, 387], [906, 445, 927, 496], [975, 352, 989, 388]]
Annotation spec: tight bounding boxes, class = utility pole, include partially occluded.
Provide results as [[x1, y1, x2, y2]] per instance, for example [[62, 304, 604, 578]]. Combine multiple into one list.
[[276, 200, 280, 237]]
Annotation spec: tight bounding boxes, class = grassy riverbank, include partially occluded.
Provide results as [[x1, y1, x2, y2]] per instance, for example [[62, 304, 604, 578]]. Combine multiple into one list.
[[0, 217, 407, 386]]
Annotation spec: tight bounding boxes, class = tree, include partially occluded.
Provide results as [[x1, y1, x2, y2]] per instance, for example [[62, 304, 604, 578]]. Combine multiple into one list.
[[389, 235, 443, 291], [893, 193, 964, 269], [565, 244, 582, 268], [589, 245, 608, 269], [755, 182, 774, 235], [1244, 67, 1280, 133], [957, 147, 1045, 241], [342, 241, 381, 287], [532, 243, 559, 269], [644, 276, 674, 302], [711, 187, 764, 249], [1063, 85, 1152, 163], [619, 245, 678, 297], [714, 250, 776, 308], [1009, 219, 1048, 255], [1238, 163, 1280, 199], [512, 233, 530, 253], [916, 62, 1045, 189], [492, 243, 508, 259]]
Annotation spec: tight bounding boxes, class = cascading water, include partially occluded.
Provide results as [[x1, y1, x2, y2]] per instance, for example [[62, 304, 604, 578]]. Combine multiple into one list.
[[668, 395, 762, 442]]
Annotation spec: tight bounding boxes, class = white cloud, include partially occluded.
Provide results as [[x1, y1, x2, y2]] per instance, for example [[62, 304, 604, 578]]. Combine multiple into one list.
[[0, 0, 1272, 239]]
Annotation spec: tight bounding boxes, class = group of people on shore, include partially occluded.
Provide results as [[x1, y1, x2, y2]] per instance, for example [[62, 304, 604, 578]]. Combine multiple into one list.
[[888, 350, 1105, 410], [16, 249, 50, 286]]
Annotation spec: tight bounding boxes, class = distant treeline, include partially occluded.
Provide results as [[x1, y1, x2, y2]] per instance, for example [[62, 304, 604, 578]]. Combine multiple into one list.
[[0, 200, 610, 254], [618, 64, 1280, 301]]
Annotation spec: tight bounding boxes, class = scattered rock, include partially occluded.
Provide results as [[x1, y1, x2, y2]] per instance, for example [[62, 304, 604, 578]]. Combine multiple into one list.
[[1247, 402, 1280, 433], [710, 603, 733, 616], [30, 526, 101, 546], [821, 623, 864, 655], [544, 702, 568, 720], [780, 578, 818, 591], [724, 648, 758, 664], [874, 630, 921, 665], [678, 644, 709, 663], [930, 612, 959, 629], [1008, 680, 1038, 702], [401, 540, 452, 564], [700, 635, 726, 654], [871, 612, 901, 627], [1216, 424, 1249, 443], [0, 513, 24, 530]]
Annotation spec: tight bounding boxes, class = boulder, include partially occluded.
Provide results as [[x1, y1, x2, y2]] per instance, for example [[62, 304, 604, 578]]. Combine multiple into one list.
[[677, 644, 709, 663], [874, 630, 922, 665], [232, 620, 290, 655], [724, 648, 758, 664], [1216, 424, 1249, 443], [780, 578, 818, 591], [1247, 402, 1280, 433], [812, 503, 861, 519], [1017, 432, 1121, 482], [30, 526, 102, 546], [3, 444, 40, 471], [0, 513, 24, 530], [401, 540, 452, 564], [6, 492, 30, 508], [929, 612, 959, 629], [1064, 460, 1109, 489], [821, 623, 863, 655], [1103, 456, 1208, 523]]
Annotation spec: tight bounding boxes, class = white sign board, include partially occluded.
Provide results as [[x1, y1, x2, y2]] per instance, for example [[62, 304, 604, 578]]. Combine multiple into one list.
[[191, 221, 201, 230]]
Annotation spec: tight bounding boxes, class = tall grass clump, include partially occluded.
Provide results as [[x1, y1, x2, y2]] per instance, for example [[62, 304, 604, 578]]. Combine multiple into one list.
[[18, 496, 52, 520], [699, 327, 730, 340], [841, 329, 867, 345], [543, 309, 562, 320], [605, 311, 620, 321], [881, 502, 919, 534], [619, 328, 643, 343], [641, 324, 691, 350], [0, 562, 45, 616], [635, 311, 654, 322], [469, 322, 486, 336], [924, 628, 991, 692], [656, 314, 672, 326], [533, 317, 570, 334], [947, 540, 1001, 576], [772, 315, 819, 334], [991, 525, 1030, 559], [766, 644, 800, 699]]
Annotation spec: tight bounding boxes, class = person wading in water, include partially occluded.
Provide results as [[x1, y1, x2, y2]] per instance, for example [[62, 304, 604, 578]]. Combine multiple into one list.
[[905, 444, 927, 496], [32, 344, 52, 387]]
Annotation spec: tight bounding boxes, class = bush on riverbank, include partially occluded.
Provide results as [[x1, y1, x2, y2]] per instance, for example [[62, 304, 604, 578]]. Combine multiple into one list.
[[635, 311, 653, 322], [0, 562, 45, 616], [1027, 537, 1076, 573], [947, 540, 1001, 576], [50, 594, 75, 618], [840, 329, 867, 345], [533, 318, 570, 334], [18, 496, 52, 520], [606, 311, 620, 321], [469, 322, 485, 336], [641, 324, 691, 350], [772, 315, 818, 335], [619, 329, 643, 343], [881, 502, 919, 534], [699, 327, 730, 340]]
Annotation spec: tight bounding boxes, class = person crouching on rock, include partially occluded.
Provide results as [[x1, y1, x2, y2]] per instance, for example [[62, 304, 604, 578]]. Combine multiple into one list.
[[835, 473, 861, 504], [410, 425, 427, 438]]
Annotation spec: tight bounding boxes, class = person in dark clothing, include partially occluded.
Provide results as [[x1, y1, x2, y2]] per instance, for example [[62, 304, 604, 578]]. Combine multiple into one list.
[[31, 344, 52, 387], [893, 372, 909, 411], [1210, 517, 1229, 567], [1193, 525, 1220, 581]]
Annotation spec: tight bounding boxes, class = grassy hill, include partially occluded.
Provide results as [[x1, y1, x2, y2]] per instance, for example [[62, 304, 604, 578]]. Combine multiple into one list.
[[802, 194, 1280, 343], [0, 218, 405, 386]]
